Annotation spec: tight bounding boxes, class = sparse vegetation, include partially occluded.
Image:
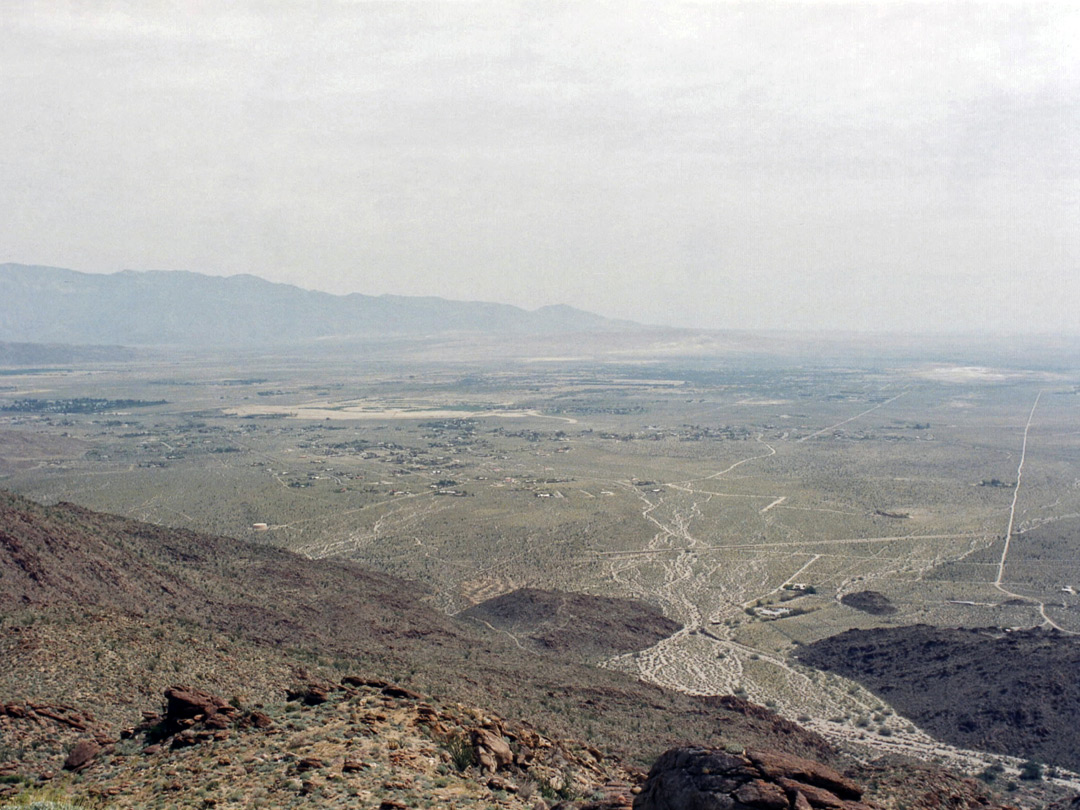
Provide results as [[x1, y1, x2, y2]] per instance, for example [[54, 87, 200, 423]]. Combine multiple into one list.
[[2, 343, 1079, 799], [443, 734, 476, 772]]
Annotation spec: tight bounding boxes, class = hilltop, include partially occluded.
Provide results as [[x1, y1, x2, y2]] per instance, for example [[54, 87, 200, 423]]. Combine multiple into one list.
[[459, 587, 682, 662]]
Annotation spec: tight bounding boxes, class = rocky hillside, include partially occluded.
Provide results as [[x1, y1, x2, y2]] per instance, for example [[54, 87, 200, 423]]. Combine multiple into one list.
[[0, 681, 1021, 810], [796, 624, 1080, 772], [0, 489, 833, 767], [1, 679, 642, 809]]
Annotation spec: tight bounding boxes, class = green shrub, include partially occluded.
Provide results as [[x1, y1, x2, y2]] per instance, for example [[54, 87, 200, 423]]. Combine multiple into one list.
[[1018, 760, 1043, 781], [442, 734, 475, 772]]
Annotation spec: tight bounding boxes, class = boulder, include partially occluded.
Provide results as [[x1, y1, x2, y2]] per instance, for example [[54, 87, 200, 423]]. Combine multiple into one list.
[[735, 780, 791, 810], [171, 729, 201, 748], [747, 751, 861, 801], [471, 727, 514, 773], [248, 710, 274, 729], [287, 684, 331, 705], [342, 676, 391, 689], [382, 684, 424, 701], [633, 747, 873, 810], [164, 686, 237, 723], [63, 740, 101, 772]]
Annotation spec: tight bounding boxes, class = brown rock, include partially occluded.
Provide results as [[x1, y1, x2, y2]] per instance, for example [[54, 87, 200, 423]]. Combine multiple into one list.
[[342, 676, 391, 689], [36, 706, 88, 730], [414, 703, 442, 730], [171, 729, 200, 748], [488, 775, 517, 792], [249, 710, 273, 729], [63, 740, 100, 772], [204, 712, 233, 730], [297, 757, 326, 771], [342, 759, 369, 773], [164, 686, 237, 724], [775, 779, 873, 810], [382, 684, 423, 700], [735, 778, 791, 810], [287, 684, 331, 705], [633, 747, 758, 810], [472, 727, 514, 772], [748, 750, 861, 801], [634, 747, 871, 810]]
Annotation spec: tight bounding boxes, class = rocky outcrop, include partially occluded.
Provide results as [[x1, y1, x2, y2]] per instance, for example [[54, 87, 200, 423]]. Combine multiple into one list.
[[132, 686, 244, 749], [2, 701, 96, 731], [62, 739, 101, 772], [633, 747, 872, 810], [340, 675, 424, 702], [163, 686, 238, 729], [472, 727, 515, 772]]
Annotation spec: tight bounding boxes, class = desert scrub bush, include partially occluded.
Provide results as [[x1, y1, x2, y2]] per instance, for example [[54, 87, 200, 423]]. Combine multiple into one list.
[[441, 734, 475, 772], [1018, 760, 1043, 781]]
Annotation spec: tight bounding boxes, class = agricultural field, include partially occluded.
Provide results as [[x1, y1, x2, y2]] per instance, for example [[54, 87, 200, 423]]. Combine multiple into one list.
[[2, 340, 1079, 767]]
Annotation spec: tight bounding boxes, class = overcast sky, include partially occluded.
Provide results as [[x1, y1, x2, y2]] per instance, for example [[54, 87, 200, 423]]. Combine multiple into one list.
[[2, 1, 1077, 334]]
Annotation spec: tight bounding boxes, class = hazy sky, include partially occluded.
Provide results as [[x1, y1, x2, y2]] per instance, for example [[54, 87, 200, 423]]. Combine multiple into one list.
[[2, 2, 1077, 334]]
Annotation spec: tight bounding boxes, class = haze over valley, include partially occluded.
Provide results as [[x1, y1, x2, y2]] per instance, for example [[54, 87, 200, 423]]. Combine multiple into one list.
[[2, 281, 1080, 804]]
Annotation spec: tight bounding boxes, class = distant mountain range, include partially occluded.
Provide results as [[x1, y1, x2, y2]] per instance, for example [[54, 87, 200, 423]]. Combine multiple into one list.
[[0, 264, 634, 346]]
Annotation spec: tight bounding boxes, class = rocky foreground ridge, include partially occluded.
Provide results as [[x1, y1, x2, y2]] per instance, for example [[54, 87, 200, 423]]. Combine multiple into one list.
[[1, 678, 1025, 810]]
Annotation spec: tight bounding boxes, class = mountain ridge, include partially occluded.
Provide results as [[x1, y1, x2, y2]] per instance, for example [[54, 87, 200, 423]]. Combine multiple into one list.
[[0, 264, 637, 347]]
